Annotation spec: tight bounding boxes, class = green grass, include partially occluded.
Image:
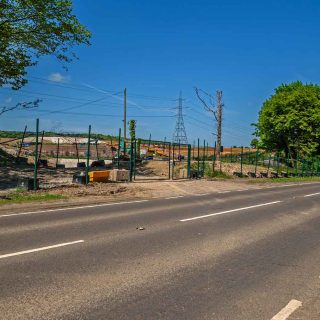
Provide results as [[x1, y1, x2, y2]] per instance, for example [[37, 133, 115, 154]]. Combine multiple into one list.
[[0, 191, 65, 205], [206, 170, 231, 179], [248, 176, 320, 184]]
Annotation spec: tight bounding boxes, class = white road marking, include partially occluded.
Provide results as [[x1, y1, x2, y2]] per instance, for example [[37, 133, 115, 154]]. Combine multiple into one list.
[[304, 192, 320, 197], [0, 200, 150, 218], [165, 196, 184, 199], [194, 193, 210, 196], [180, 201, 282, 222], [0, 240, 84, 259], [271, 299, 302, 320], [218, 191, 231, 193]]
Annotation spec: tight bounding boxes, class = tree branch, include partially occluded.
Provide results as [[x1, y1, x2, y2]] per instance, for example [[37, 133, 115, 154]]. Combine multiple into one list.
[[0, 99, 41, 115], [194, 87, 218, 121]]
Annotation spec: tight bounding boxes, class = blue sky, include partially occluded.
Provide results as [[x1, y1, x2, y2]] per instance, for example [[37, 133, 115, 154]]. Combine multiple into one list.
[[1, 0, 320, 146]]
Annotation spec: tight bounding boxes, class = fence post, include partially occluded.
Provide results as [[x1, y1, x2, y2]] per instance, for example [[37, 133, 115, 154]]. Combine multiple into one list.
[[172, 143, 175, 180], [117, 128, 121, 169], [254, 149, 258, 176], [16, 125, 27, 162], [206, 142, 209, 161], [133, 140, 136, 180], [276, 153, 280, 176], [168, 142, 171, 180], [213, 141, 216, 173], [75, 138, 79, 165], [230, 146, 233, 163], [187, 144, 191, 179], [147, 133, 151, 151], [192, 140, 195, 160], [95, 139, 99, 160], [267, 152, 272, 176], [129, 141, 133, 182], [240, 146, 243, 177], [110, 137, 114, 157], [38, 130, 45, 163], [197, 138, 200, 176], [85, 125, 91, 185], [202, 139, 205, 176], [56, 138, 60, 167], [34, 119, 39, 191]]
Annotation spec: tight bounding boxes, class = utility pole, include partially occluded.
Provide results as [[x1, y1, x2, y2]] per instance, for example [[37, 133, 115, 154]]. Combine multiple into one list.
[[195, 87, 224, 160], [124, 88, 127, 144], [216, 90, 223, 160]]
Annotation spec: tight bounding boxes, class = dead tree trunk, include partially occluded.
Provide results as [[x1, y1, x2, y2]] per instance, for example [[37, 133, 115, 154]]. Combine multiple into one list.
[[194, 87, 224, 161]]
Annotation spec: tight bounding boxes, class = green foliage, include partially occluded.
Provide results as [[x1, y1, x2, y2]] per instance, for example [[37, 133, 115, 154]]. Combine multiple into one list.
[[0, 130, 117, 140], [136, 138, 141, 157], [248, 176, 320, 184], [0, 191, 64, 204], [128, 119, 136, 141], [255, 82, 320, 158], [0, 0, 91, 90], [250, 138, 259, 149]]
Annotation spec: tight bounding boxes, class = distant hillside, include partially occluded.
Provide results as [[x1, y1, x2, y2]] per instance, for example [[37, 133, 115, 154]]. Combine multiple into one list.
[[0, 130, 117, 140]]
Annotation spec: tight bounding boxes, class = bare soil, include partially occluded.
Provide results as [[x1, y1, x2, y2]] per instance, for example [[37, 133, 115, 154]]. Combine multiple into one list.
[[0, 157, 291, 213]]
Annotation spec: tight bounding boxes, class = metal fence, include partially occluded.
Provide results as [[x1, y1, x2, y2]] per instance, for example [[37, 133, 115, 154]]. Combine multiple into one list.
[[0, 118, 319, 191]]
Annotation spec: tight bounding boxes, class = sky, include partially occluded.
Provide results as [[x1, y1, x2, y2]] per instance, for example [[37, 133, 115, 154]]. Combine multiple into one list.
[[1, 0, 320, 146]]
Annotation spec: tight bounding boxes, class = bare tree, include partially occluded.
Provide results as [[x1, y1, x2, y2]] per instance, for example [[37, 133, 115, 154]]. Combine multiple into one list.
[[195, 88, 223, 160], [0, 99, 41, 116]]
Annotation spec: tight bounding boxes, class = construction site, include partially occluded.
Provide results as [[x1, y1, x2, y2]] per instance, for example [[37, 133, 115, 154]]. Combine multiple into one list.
[[0, 88, 319, 206]]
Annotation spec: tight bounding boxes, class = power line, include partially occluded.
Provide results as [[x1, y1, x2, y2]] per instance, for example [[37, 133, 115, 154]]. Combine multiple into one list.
[[26, 109, 175, 118], [28, 77, 122, 95]]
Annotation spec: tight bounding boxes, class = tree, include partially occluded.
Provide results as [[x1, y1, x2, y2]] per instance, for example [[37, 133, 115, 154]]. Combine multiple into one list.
[[254, 81, 320, 158], [250, 138, 259, 149], [0, 0, 91, 113], [128, 119, 136, 141]]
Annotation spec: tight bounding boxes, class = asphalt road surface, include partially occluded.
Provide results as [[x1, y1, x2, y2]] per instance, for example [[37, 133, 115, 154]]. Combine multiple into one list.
[[1, 182, 320, 320]]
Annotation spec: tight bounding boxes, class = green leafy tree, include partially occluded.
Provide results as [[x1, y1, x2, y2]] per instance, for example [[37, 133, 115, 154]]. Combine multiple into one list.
[[128, 119, 136, 141], [250, 138, 259, 149], [254, 81, 320, 158], [0, 0, 91, 113]]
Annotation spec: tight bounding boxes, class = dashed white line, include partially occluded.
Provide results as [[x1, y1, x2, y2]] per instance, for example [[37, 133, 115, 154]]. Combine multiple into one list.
[[194, 193, 210, 196], [0, 240, 84, 259], [218, 191, 231, 194], [180, 201, 282, 222], [0, 200, 150, 218], [271, 299, 302, 320], [304, 192, 320, 198], [165, 196, 185, 199]]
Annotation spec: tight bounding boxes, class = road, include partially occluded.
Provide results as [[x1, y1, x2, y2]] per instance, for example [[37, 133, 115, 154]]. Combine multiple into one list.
[[1, 182, 320, 319]]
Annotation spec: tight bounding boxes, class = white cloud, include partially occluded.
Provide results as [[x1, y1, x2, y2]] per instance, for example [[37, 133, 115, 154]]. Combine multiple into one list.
[[48, 72, 66, 82], [5, 97, 12, 103]]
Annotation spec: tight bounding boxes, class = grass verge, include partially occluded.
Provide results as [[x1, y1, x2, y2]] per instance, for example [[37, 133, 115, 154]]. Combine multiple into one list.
[[247, 176, 320, 184], [0, 191, 65, 205]]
